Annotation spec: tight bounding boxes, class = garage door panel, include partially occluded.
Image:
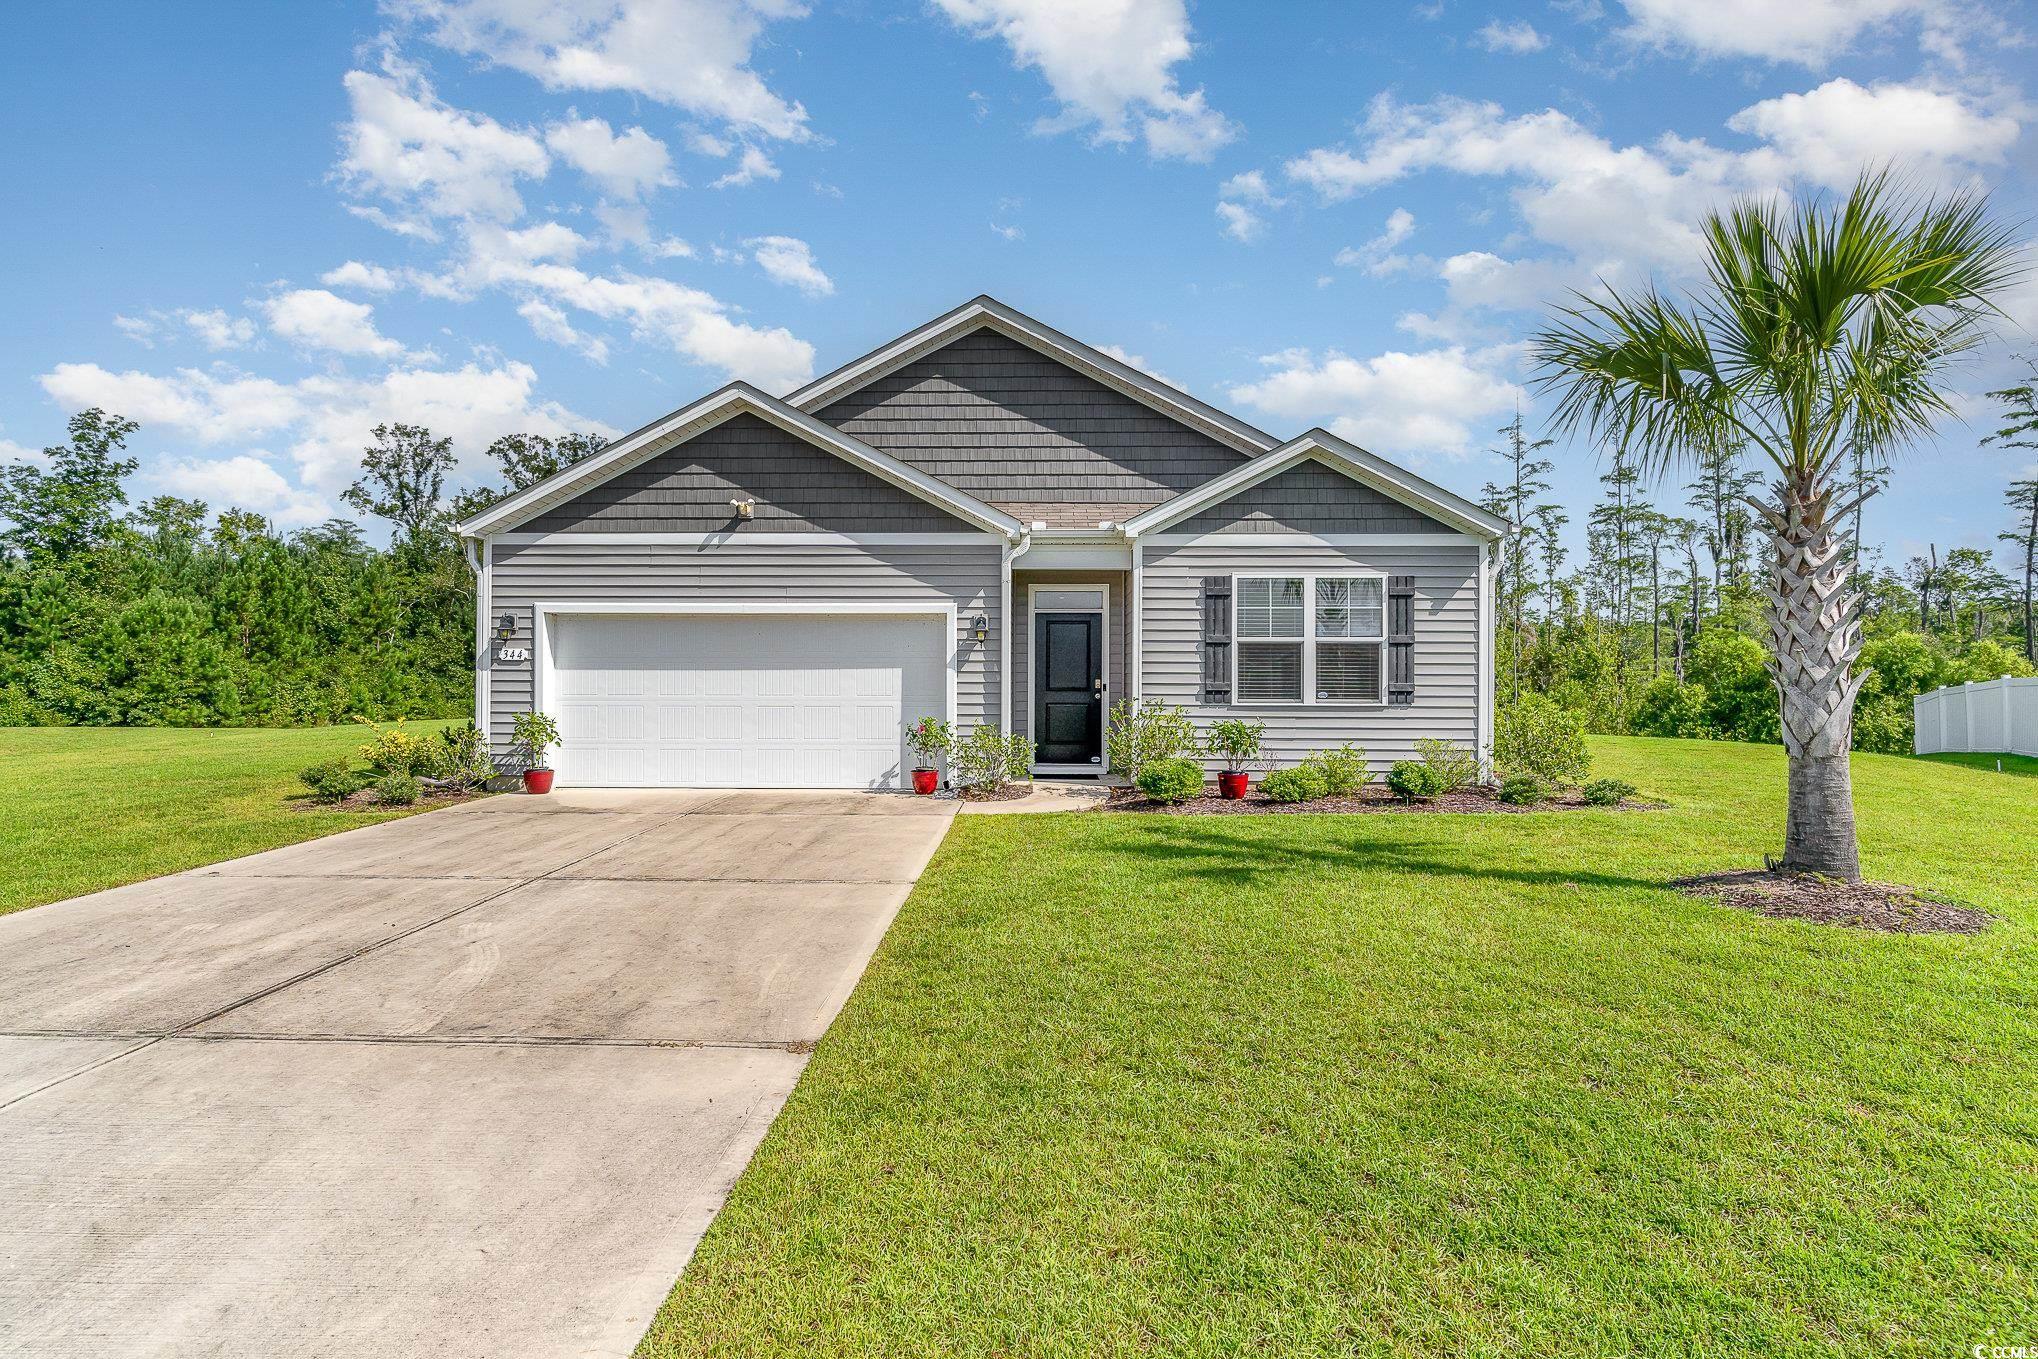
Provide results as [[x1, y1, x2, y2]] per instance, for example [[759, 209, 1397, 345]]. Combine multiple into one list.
[[546, 613, 946, 789]]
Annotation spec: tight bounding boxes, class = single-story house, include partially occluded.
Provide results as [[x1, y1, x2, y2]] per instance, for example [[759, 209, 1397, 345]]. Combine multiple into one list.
[[454, 296, 1510, 789]]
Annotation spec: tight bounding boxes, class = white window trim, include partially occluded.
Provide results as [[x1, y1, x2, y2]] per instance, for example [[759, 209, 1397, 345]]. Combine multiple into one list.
[[1230, 571, 1388, 708], [1024, 581, 1112, 774]]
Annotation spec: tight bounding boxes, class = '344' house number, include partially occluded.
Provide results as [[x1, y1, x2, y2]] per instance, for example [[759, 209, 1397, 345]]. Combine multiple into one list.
[[496, 646, 531, 663]]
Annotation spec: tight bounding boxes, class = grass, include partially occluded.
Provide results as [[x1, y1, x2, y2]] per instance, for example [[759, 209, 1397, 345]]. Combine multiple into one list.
[[0, 724, 461, 917], [1917, 750, 2038, 778], [640, 737, 2038, 1358]]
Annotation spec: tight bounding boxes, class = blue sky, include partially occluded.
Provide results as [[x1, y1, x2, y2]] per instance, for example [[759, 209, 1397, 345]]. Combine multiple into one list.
[[2, 0, 2032, 570]]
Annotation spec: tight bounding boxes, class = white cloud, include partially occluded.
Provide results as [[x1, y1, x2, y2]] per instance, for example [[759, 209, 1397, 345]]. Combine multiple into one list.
[[182, 309, 257, 350], [932, 0, 1238, 160], [1283, 80, 2023, 322], [710, 144, 780, 188], [262, 289, 407, 359], [154, 455, 334, 527], [1334, 207, 1419, 275], [543, 115, 677, 198], [1614, 0, 1957, 67], [991, 220, 1025, 240], [1474, 18, 1549, 52], [516, 299, 610, 364], [39, 358, 609, 492], [1096, 343, 1179, 388], [114, 314, 158, 346], [0, 437, 42, 465], [391, 0, 813, 142], [1215, 169, 1283, 242], [338, 60, 549, 224], [1228, 345, 1525, 458], [745, 235, 833, 296], [321, 261, 402, 292]]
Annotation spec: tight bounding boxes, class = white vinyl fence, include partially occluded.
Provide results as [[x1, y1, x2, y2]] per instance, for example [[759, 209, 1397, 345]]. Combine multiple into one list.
[[1914, 676, 2038, 757]]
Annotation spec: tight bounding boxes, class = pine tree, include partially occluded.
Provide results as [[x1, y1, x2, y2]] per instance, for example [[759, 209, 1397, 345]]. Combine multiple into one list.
[[1985, 371, 2038, 661]]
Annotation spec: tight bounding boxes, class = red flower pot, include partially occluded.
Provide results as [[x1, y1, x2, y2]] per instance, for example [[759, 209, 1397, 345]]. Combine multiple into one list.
[[522, 768, 555, 794], [911, 768, 939, 795], [1218, 770, 1249, 800]]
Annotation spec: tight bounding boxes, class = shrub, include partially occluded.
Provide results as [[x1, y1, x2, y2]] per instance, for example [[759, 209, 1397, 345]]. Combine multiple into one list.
[[1136, 756, 1205, 804], [953, 725, 1033, 793], [1204, 718, 1265, 773], [1631, 676, 1713, 739], [1493, 693, 1592, 785], [906, 716, 952, 767], [1302, 743, 1368, 796], [298, 758, 360, 804], [511, 710, 562, 770], [1105, 699, 1197, 782], [1686, 631, 1780, 744], [356, 717, 435, 776], [1261, 765, 1330, 803], [434, 723, 496, 789], [1413, 737, 1478, 794], [1387, 760, 1448, 801], [1582, 777, 1636, 806], [1497, 772, 1546, 805], [373, 771, 421, 806]]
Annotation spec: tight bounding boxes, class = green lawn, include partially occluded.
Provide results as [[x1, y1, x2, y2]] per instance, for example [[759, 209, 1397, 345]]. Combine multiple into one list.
[[641, 737, 2038, 1357], [0, 724, 461, 917]]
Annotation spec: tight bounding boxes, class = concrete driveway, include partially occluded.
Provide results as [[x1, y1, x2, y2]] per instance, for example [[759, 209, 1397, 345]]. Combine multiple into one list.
[[0, 789, 954, 1358]]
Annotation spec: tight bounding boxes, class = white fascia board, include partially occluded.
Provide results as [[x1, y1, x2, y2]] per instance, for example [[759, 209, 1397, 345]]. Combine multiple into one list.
[[785, 296, 1280, 457], [491, 530, 1000, 547], [1121, 431, 1510, 541], [456, 382, 1024, 540]]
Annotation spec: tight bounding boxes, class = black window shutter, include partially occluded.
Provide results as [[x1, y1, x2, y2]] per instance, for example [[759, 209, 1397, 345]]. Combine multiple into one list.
[[1387, 575, 1416, 706], [1201, 576, 1232, 705]]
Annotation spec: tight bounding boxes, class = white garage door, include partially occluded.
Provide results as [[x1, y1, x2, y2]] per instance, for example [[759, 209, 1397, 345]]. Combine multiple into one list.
[[546, 612, 948, 789]]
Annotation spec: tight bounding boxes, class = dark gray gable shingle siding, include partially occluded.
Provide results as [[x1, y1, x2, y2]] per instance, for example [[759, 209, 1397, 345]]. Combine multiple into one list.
[[1172, 459, 1455, 535], [815, 328, 1246, 522], [520, 412, 971, 534]]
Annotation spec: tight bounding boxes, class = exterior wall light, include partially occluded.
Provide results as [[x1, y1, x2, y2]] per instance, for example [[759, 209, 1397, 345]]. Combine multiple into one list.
[[730, 498, 756, 519], [971, 614, 989, 641], [493, 613, 517, 641]]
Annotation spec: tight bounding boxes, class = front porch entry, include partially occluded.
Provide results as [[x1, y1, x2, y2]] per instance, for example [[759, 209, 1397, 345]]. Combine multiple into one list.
[[1015, 570, 1127, 778]]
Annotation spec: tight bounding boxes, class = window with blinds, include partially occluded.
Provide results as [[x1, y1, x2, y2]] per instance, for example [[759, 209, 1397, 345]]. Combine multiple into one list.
[[1236, 576, 1304, 702], [1232, 573, 1388, 705]]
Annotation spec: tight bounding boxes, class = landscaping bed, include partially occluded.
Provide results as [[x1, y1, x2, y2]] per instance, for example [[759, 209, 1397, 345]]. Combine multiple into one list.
[[1675, 868, 1992, 934], [1104, 783, 1654, 814]]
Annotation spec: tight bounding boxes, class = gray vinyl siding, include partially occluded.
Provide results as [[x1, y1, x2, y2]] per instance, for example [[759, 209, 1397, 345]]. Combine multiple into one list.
[[1173, 459, 1455, 535], [1140, 541, 1483, 771], [816, 328, 1247, 523], [483, 538, 1002, 752], [521, 413, 968, 534], [1011, 570, 1130, 747]]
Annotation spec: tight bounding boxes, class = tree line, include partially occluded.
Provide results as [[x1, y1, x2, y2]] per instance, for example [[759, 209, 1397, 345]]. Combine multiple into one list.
[[0, 413, 601, 727], [1482, 363, 2038, 757]]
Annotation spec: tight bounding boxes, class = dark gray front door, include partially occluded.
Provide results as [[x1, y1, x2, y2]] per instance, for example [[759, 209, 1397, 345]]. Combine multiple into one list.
[[1033, 612, 1102, 764]]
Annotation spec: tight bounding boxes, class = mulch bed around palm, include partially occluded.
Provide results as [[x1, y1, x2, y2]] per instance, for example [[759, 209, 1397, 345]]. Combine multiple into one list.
[[1673, 869, 1992, 935], [1103, 785, 1654, 815]]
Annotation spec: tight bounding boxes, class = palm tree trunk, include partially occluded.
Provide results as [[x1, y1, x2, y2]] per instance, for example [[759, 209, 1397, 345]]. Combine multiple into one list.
[[1757, 472, 1865, 880]]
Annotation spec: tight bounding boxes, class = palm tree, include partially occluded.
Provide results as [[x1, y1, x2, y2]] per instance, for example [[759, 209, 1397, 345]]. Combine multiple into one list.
[[1532, 173, 2020, 879]]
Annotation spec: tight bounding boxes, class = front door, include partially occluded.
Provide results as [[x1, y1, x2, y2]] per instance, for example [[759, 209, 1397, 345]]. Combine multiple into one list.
[[1033, 612, 1102, 765]]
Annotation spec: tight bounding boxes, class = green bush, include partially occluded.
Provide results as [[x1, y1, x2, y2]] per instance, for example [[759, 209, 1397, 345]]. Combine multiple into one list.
[[953, 725, 1034, 793], [1135, 756, 1205, 805], [1582, 777, 1636, 806], [511, 709, 562, 771], [1493, 693, 1592, 785], [1631, 676, 1713, 739], [1261, 765, 1330, 804], [1105, 699, 1198, 782], [373, 770, 421, 806], [298, 758, 361, 804], [1414, 737, 1478, 793], [1204, 717, 1266, 773], [906, 716, 952, 767], [1386, 760, 1449, 801], [434, 723, 496, 789], [1497, 773, 1546, 805], [1686, 631, 1780, 744], [357, 718, 437, 776], [1304, 743, 1368, 796]]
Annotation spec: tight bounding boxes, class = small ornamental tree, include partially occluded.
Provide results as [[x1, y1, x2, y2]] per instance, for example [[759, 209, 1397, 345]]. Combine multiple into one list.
[[906, 716, 952, 769], [511, 710, 562, 772]]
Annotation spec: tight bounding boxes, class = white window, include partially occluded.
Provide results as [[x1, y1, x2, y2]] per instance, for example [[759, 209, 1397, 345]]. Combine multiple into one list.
[[1233, 573, 1387, 706]]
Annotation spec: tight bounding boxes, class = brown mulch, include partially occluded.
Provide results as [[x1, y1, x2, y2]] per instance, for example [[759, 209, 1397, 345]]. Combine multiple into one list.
[[1673, 869, 1992, 935], [296, 789, 485, 813], [1102, 784, 1658, 815], [958, 783, 1034, 803]]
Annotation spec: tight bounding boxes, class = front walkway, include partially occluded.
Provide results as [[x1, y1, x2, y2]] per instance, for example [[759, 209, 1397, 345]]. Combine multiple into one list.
[[0, 789, 954, 1358]]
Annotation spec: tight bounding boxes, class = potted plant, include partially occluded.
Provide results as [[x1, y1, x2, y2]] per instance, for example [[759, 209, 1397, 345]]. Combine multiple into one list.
[[1205, 718, 1265, 799], [511, 710, 562, 794], [906, 716, 951, 794]]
